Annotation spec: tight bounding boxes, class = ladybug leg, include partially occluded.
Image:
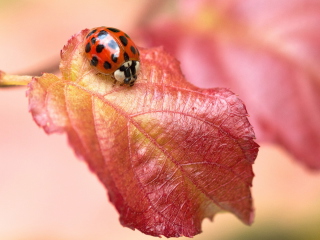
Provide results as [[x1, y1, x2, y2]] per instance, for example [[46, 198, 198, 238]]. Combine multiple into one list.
[[108, 74, 117, 87]]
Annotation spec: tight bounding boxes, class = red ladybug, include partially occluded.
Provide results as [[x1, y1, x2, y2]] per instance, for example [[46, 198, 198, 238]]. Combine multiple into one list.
[[84, 27, 140, 86]]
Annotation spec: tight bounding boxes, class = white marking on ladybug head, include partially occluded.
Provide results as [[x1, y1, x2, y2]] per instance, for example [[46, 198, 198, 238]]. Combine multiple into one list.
[[123, 60, 132, 68], [113, 60, 140, 85], [134, 61, 140, 76], [114, 69, 125, 83]]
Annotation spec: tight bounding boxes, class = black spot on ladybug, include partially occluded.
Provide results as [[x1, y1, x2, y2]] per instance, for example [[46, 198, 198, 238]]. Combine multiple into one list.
[[97, 30, 108, 39], [96, 44, 104, 53], [130, 61, 137, 75], [108, 40, 118, 50], [86, 29, 97, 38], [85, 43, 91, 53], [119, 36, 128, 46], [123, 52, 129, 61], [91, 56, 98, 66], [107, 27, 120, 32], [124, 68, 131, 78], [103, 61, 112, 69], [119, 65, 131, 78], [111, 54, 118, 63], [130, 46, 136, 54], [91, 37, 96, 44]]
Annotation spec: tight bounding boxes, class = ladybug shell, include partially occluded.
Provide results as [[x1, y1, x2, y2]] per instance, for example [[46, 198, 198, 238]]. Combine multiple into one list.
[[84, 27, 140, 75]]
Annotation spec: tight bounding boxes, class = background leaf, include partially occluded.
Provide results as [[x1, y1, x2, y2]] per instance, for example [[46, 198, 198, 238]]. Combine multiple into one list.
[[139, 0, 320, 169]]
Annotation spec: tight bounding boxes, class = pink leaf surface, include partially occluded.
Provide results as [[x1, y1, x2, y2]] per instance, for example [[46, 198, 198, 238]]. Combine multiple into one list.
[[26, 29, 258, 237], [140, 0, 320, 169]]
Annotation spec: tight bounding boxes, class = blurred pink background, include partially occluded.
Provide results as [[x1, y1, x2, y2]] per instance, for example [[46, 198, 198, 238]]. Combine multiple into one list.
[[1, 0, 320, 239]]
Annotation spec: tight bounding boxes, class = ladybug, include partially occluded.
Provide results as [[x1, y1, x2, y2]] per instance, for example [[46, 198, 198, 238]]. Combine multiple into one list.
[[84, 27, 140, 86]]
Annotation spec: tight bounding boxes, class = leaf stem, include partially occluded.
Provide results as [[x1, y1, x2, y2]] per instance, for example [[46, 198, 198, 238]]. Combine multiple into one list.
[[0, 71, 34, 87]]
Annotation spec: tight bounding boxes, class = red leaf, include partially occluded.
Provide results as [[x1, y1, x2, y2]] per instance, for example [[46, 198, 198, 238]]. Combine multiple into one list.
[[140, 0, 320, 169], [27, 29, 258, 237]]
